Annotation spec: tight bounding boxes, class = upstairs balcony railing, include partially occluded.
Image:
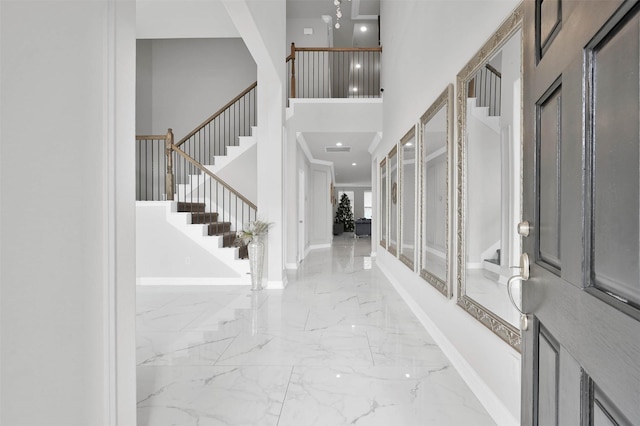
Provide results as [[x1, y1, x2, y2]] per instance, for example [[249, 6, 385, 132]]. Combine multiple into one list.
[[286, 43, 382, 101]]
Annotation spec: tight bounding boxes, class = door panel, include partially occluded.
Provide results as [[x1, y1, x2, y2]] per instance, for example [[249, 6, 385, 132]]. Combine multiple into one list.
[[588, 9, 640, 307], [523, 0, 640, 424], [536, 82, 562, 271]]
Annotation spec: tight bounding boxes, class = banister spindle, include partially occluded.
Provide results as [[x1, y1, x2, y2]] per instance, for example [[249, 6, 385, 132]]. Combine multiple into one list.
[[165, 128, 175, 201], [290, 43, 296, 99]]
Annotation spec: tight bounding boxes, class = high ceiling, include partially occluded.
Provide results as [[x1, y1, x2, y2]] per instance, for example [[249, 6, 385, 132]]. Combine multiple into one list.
[[289, 0, 381, 187]]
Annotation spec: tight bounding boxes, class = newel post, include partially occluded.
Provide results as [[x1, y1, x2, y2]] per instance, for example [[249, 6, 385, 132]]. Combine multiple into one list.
[[290, 42, 296, 99], [165, 128, 175, 201]]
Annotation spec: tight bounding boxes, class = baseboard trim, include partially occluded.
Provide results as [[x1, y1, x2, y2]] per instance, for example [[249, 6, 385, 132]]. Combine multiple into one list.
[[137, 276, 251, 286], [376, 261, 518, 426]]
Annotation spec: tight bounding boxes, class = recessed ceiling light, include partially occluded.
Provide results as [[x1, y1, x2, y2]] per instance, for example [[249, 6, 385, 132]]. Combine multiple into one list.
[[352, 162, 357, 166], [336, 142, 342, 146], [360, 25, 367, 32], [355, 63, 361, 69]]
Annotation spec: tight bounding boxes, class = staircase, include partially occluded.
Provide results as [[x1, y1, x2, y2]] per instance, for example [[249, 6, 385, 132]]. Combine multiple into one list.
[[177, 201, 248, 259], [135, 82, 258, 282]]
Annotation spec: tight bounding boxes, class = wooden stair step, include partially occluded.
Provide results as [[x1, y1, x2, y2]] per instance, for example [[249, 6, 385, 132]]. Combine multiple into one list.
[[191, 212, 219, 224], [177, 202, 206, 213], [208, 222, 233, 236]]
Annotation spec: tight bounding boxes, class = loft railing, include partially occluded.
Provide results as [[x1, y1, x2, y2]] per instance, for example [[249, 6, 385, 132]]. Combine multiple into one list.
[[286, 43, 382, 101], [175, 81, 257, 166], [135, 128, 257, 241], [468, 64, 502, 117]]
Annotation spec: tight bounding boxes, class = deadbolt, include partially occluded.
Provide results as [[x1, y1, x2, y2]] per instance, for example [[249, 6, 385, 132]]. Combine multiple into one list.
[[517, 220, 531, 237]]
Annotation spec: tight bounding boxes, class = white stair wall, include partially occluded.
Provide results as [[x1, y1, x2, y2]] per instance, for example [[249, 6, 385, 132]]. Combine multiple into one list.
[[136, 201, 251, 285], [468, 98, 501, 133]]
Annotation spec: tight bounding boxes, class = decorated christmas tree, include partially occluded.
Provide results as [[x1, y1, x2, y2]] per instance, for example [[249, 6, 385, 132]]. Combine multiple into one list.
[[336, 193, 354, 232]]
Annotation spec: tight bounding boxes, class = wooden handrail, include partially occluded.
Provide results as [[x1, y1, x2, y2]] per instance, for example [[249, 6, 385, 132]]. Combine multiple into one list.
[[136, 134, 168, 140], [485, 64, 502, 78], [293, 47, 382, 52], [171, 144, 257, 211], [175, 81, 258, 148]]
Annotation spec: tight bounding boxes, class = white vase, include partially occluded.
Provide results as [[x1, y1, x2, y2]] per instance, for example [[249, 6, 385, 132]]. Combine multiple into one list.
[[248, 237, 265, 291]]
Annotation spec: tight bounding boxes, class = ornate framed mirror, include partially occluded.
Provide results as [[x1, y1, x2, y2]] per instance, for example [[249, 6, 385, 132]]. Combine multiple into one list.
[[456, 4, 524, 351], [380, 158, 387, 248], [420, 85, 453, 297], [400, 127, 417, 270], [388, 145, 399, 256]]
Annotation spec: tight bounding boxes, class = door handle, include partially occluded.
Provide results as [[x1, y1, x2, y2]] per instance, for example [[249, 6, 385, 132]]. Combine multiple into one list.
[[507, 252, 530, 330]]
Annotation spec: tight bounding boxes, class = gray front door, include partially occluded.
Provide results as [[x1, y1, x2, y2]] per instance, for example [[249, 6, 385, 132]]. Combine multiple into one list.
[[522, 0, 640, 424]]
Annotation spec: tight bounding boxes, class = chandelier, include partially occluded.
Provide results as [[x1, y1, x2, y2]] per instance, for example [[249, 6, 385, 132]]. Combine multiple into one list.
[[334, 0, 351, 29]]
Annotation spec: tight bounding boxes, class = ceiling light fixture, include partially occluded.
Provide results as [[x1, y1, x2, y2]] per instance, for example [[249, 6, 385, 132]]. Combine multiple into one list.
[[360, 25, 367, 32], [333, 0, 351, 29], [352, 87, 358, 92], [355, 63, 361, 69], [352, 162, 357, 166], [336, 142, 343, 146]]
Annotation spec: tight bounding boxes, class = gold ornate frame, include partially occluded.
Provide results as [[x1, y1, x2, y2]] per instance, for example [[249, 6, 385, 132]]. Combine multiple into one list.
[[387, 145, 399, 257], [456, 4, 523, 352], [379, 158, 387, 249], [419, 85, 453, 298], [399, 126, 417, 271]]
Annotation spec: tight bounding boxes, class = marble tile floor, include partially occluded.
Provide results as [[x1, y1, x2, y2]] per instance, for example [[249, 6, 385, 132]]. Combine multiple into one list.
[[136, 234, 495, 426]]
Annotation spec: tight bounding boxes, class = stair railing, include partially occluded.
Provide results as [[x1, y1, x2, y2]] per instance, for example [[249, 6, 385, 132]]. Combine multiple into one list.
[[174, 81, 257, 168], [135, 128, 175, 201], [286, 43, 382, 101], [171, 144, 257, 237], [468, 64, 502, 116]]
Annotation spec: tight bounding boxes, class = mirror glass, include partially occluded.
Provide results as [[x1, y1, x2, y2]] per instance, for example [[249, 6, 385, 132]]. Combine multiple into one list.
[[380, 159, 387, 248], [457, 6, 523, 351], [420, 86, 453, 297], [400, 128, 417, 270], [388, 146, 398, 256]]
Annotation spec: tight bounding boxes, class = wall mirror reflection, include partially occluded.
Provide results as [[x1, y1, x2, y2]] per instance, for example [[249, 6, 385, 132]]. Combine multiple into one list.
[[400, 128, 417, 270], [457, 4, 523, 351], [420, 85, 453, 297], [388, 146, 399, 256], [380, 159, 387, 248]]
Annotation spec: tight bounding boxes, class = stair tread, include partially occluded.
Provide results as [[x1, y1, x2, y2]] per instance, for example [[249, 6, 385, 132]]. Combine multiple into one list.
[[177, 202, 206, 212]]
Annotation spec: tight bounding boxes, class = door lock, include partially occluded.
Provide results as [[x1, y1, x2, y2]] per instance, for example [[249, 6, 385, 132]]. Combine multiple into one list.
[[517, 220, 531, 237]]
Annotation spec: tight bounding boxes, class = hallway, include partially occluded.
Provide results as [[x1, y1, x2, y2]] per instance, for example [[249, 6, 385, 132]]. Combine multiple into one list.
[[136, 234, 495, 425]]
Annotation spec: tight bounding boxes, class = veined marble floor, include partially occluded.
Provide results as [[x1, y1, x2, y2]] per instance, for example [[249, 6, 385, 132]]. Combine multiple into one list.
[[136, 234, 495, 426]]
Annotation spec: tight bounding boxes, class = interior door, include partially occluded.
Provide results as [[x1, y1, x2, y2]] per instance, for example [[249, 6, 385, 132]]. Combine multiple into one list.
[[522, 0, 640, 424]]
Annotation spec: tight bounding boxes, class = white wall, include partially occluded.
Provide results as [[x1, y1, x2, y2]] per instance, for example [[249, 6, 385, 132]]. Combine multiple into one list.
[[136, 38, 257, 140], [310, 165, 333, 246], [137, 0, 240, 39], [224, 0, 287, 288], [375, 1, 521, 424], [136, 204, 239, 280], [1, 1, 137, 424], [287, 17, 332, 48]]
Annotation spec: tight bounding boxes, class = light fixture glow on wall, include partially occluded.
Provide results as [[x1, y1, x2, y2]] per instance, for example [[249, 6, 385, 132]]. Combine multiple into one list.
[[355, 63, 361, 69], [352, 87, 358, 92], [360, 25, 367, 32]]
